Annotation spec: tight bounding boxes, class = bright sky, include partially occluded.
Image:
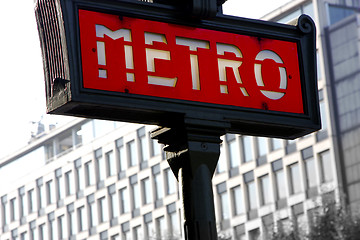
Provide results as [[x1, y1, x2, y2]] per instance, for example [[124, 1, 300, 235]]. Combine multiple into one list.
[[0, 0, 291, 159]]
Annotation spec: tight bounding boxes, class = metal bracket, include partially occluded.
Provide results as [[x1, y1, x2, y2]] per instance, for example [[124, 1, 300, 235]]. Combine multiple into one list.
[[151, 122, 223, 240]]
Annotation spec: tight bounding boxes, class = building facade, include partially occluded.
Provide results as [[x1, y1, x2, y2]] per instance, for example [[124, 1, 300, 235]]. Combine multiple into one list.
[[1, 0, 360, 239]]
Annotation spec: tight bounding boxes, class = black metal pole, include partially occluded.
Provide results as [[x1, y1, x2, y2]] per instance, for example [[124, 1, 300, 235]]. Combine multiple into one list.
[[151, 125, 223, 240]]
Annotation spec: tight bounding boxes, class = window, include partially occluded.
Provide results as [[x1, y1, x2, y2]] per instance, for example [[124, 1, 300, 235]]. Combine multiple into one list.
[[123, 230, 131, 240], [328, 4, 357, 25], [133, 225, 142, 240], [231, 185, 244, 216], [249, 228, 261, 240], [116, 138, 127, 172], [292, 203, 305, 233], [48, 212, 56, 240], [286, 140, 297, 154], [319, 90, 328, 131], [144, 213, 154, 239], [111, 234, 120, 240], [19, 187, 26, 219], [316, 51, 322, 81], [10, 197, 18, 222], [289, 162, 302, 195], [234, 224, 246, 240], [65, 171, 75, 196], [278, 218, 292, 234], [274, 170, 285, 199], [67, 204, 76, 236], [87, 195, 98, 229], [57, 215, 65, 240], [153, 165, 164, 203], [131, 176, 141, 211], [58, 130, 73, 155], [37, 179, 46, 209], [55, 169, 65, 201], [142, 178, 152, 205], [216, 144, 227, 173], [217, 182, 230, 220], [273, 160, 287, 200], [98, 197, 108, 223], [1, 196, 9, 226], [127, 140, 137, 167], [259, 174, 272, 205], [122, 222, 131, 240], [165, 168, 177, 195], [320, 150, 333, 183], [85, 161, 95, 186], [12, 229, 18, 240], [227, 134, 240, 168], [138, 127, 149, 169], [151, 137, 161, 157], [277, 8, 302, 23], [77, 206, 87, 232], [28, 189, 36, 214], [168, 203, 180, 236], [120, 187, 130, 214], [46, 180, 56, 205], [242, 136, 254, 163], [262, 214, 274, 239], [95, 149, 106, 182], [74, 125, 83, 147], [169, 211, 180, 236], [271, 138, 282, 151], [108, 184, 119, 219], [45, 143, 54, 161], [106, 150, 116, 177], [303, 3, 315, 20], [100, 230, 108, 240], [20, 231, 27, 240], [154, 173, 163, 204], [30, 221, 37, 240], [244, 172, 257, 211], [256, 137, 268, 157], [156, 216, 166, 239], [38, 224, 45, 240], [246, 181, 257, 210], [304, 156, 317, 188], [75, 159, 85, 191]]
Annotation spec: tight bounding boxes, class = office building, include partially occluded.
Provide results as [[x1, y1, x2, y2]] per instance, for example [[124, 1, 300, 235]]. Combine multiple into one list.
[[1, 0, 360, 239]]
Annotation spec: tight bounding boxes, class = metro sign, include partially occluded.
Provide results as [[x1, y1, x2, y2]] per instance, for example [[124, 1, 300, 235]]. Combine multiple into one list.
[[80, 10, 303, 113], [35, 0, 320, 138]]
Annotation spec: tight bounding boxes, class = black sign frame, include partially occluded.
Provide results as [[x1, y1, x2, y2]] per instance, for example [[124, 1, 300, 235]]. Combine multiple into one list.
[[36, 0, 320, 139]]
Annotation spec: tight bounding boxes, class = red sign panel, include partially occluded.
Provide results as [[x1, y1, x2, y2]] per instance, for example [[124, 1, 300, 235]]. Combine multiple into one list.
[[79, 10, 303, 114]]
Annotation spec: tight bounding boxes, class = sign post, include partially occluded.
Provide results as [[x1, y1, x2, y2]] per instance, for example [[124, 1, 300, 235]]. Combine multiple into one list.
[[151, 124, 223, 240], [35, 0, 319, 239]]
